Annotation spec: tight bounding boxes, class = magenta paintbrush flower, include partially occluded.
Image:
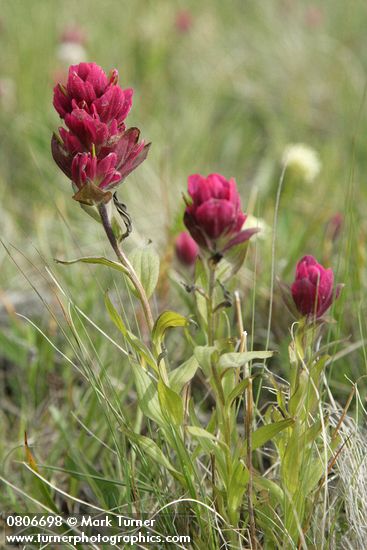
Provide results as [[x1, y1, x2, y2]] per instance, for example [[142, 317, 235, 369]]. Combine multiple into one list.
[[175, 232, 199, 266], [53, 62, 132, 126], [184, 173, 258, 254], [291, 255, 342, 318], [71, 152, 121, 191], [52, 127, 149, 194], [51, 62, 150, 204]]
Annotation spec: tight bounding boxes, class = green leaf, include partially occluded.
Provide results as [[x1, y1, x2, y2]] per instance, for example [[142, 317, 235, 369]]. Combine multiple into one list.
[[303, 417, 326, 447], [104, 291, 157, 371], [251, 418, 294, 451], [152, 311, 187, 346], [186, 426, 219, 442], [281, 421, 302, 496], [288, 369, 308, 416], [24, 436, 58, 514], [218, 351, 273, 369], [132, 365, 164, 425], [44, 461, 153, 492], [127, 333, 157, 371], [194, 258, 208, 324], [129, 246, 160, 299], [55, 256, 129, 275], [123, 430, 186, 486], [158, 380, 183, 426], [253, 475, 285, 507], [225, 378, 250, 409], [104, 291, 127, 336], [194, 345, 217, 376], [64, 456, 120, 509], [302, 459, 324, 496], [169, 356, 199, 393], [227, 461, 249, 524], [186, 426, 228, 482]]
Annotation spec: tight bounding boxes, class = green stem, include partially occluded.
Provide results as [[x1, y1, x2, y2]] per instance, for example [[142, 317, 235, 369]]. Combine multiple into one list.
[[98, 202, 154, 333], [207, 263, 216, 347], [207, 261, 225, 406], [246, 377, 257, 548]]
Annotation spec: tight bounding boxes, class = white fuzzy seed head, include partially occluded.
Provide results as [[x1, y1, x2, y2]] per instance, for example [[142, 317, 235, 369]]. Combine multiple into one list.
[[243, 215, 270, 240], [282, 143, 321, 183], [57, 42, 87, 65]]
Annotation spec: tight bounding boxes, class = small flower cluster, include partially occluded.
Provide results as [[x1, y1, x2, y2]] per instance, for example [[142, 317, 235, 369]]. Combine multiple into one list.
[[52, 62, 150, 205], [183, 173, 259, 256], [291, 255, 342, 319]]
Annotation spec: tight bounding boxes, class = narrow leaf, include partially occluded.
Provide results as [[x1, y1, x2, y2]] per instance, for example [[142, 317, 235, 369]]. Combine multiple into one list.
[[55, 256, 129, 275], [252, 418, 294, 451], [169, 356, 199, 393], [124, 430, 185, 485], [158, 380, 184, 426], [152, 311, 187, 346], [132, 365, 164, 425], [105, 291, 157, 370], [186, 426, 219, 441], [194, 345, 217, 376], [226, 378, 250, 408], [218, 351, 273, 369], [104, 291, 127, 336]]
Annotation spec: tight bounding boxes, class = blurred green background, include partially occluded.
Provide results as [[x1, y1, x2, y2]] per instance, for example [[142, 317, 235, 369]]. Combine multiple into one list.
[[1, 0, 367, 510]]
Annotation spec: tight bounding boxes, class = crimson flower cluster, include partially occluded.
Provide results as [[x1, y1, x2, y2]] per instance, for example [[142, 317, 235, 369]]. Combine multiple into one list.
[[184, 173, 258, 255], [291, 255, 342, 318], [52, 62, 150, 204]]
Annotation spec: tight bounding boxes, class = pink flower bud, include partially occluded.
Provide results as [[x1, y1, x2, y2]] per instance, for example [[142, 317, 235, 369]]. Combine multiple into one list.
[[326, 212, 343, 243], [184, 173, 257, 253], [304, 6, 324, 28], [59, 25, 86, 45], [175, 232, 199, 266], [291, 255, 342, 318], [175, 10, 193, 33]]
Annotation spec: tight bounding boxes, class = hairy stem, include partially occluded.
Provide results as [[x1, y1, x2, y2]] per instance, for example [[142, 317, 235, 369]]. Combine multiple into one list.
[[207, 261, 225, 405], [239, 330, 257, 548], [207, 263, 216, 347], [98, 202, 154, 332], [246, 377, 257, 549]]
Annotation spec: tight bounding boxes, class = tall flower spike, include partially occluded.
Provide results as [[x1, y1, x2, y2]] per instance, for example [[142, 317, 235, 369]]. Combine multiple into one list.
[[51, 62, 150, 205]]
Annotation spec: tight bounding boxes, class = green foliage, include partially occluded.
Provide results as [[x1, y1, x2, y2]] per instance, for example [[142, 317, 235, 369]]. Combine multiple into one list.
[[55, 256, 129, 275], [158, 379, 183, 426], [168, 356, 199, 392], [128, 245, 160, 299], [152, 310, 188, 347], [218, 350, 273, 369]]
